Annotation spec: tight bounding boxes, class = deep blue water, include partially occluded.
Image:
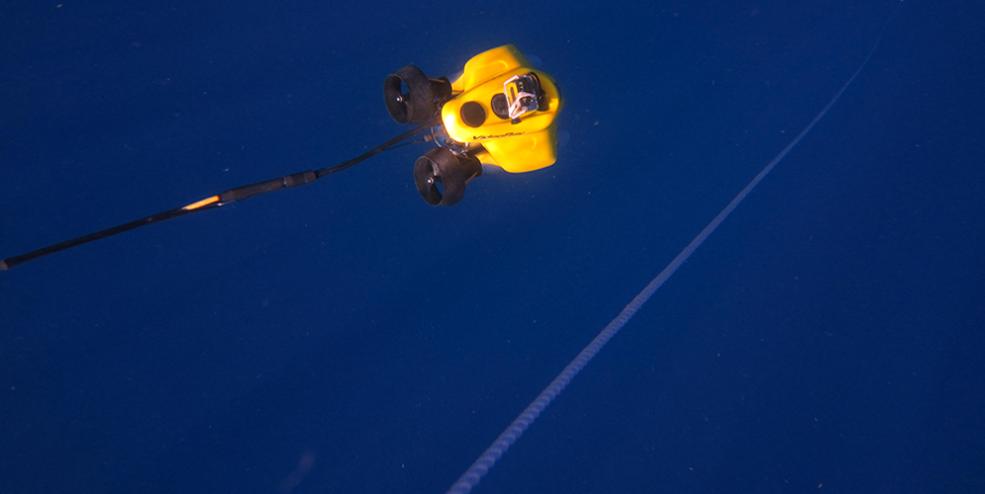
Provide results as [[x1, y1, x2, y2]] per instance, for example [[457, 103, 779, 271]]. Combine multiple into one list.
[[2, 1, 984, 493]]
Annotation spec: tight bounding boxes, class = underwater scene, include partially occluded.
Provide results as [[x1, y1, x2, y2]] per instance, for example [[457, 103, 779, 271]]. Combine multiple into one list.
[[2, 1, 983, 492]]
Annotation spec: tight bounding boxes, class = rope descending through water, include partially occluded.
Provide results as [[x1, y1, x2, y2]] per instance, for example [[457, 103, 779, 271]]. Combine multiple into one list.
[[445, 14, 893, 494]]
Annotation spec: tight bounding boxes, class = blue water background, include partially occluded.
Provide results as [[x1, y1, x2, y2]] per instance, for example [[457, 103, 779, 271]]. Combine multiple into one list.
[[2, 1, 983, 492]]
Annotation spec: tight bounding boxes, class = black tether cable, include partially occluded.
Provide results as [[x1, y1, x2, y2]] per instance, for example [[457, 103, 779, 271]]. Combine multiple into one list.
[[1, 125, 430, 271]]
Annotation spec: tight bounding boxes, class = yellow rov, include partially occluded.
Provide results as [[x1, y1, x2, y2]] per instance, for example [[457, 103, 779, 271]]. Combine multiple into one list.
[[1, 45, 563, 269], [384, 44, 562, 205]]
